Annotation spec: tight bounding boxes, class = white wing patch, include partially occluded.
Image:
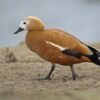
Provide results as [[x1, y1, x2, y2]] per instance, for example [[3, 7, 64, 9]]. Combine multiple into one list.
[[46, 41, 67, 51]]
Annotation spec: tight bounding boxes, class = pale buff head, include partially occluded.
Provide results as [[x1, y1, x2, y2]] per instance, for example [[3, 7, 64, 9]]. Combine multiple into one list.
[[14, 16, 45, 34]]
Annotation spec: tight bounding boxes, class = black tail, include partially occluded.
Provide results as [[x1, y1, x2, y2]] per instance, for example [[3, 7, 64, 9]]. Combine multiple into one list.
[[87, 46, 100, 57], [87, 46, 100, 65]]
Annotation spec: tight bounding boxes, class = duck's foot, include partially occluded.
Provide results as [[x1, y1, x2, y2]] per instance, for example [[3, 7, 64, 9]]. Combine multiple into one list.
[[33, 64, 55, 81], [33, 76, 51, 81], [72, 73, 79, 80]]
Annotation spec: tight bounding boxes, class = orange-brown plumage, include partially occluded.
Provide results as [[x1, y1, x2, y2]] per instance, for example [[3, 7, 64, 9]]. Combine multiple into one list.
[[26, 29, 91, 65], [14, 16, 100, 80]]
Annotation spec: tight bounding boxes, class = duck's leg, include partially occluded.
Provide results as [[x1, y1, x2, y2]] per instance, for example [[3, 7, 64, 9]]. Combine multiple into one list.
[[44, 64, 55, 80], [33, 64, 55, 80], [70, 65, 78, 80]]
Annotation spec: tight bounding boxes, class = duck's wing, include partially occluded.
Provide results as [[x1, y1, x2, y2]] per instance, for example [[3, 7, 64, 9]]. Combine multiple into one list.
[[45, 29, 92, 56]]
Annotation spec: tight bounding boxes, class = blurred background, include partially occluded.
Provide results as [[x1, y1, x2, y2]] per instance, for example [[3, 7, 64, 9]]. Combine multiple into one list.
[[0, 1, 100, 99], [0, 0, 100, 47]]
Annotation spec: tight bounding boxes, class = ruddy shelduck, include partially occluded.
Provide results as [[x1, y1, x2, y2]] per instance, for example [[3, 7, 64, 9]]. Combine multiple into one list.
[[14, 16, 100, 80]]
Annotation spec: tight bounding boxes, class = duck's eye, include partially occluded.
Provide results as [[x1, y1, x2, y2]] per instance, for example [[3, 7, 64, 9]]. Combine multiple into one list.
[[23, 22, 26, 24]]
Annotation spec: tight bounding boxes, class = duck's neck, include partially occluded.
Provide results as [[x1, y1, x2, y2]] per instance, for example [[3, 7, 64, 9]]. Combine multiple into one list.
[[25, 30, 45, 51]]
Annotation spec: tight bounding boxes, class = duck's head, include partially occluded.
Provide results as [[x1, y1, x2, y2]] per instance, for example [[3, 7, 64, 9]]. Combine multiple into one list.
[[14, 16, 45, 34]]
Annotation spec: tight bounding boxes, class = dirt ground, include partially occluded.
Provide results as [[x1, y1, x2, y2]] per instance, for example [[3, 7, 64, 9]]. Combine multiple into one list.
[[0, 42, 100, 100]]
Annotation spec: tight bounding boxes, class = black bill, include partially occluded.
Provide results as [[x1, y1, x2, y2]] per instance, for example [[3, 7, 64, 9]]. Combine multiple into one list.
[[14, 27, 24, 34]]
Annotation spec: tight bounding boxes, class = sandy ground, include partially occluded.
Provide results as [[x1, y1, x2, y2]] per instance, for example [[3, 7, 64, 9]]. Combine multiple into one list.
[[0, 42, 100, 100]]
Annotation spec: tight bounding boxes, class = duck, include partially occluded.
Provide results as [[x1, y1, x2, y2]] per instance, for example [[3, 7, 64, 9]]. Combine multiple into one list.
[[14, 16, 100, 80]]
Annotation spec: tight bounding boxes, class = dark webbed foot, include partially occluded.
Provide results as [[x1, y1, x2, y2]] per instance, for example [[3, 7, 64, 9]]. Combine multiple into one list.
[[33, 76, 51, 81], [33, 64, 55, 81], [72, 73, 79, 80]]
